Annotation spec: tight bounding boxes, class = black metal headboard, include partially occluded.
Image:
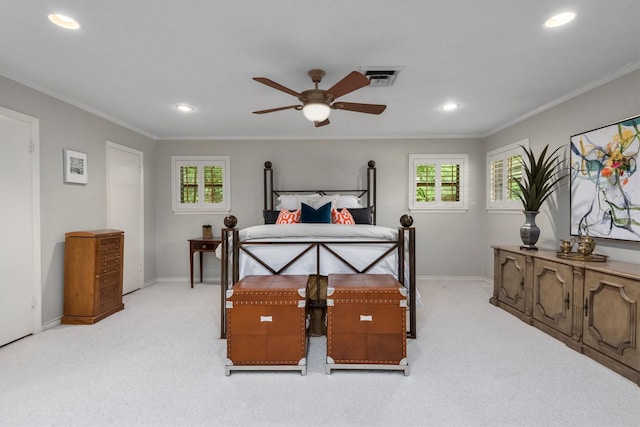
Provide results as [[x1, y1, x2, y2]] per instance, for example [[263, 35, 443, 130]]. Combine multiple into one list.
[[263, 160, 377, 225]]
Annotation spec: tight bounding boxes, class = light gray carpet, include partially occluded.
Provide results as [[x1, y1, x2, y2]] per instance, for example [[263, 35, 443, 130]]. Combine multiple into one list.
[[1, 279, 639, 427]]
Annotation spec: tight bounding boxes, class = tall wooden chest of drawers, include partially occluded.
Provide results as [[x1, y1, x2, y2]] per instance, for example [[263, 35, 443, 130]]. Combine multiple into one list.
[[326, 274, 409, 375], [225, 275, 309, 375], [62, 229, 124, 325]]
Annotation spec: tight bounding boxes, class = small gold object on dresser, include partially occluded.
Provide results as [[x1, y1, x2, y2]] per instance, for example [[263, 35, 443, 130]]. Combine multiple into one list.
[[62, 230, 124, 325], [559, 238, 575, 254]]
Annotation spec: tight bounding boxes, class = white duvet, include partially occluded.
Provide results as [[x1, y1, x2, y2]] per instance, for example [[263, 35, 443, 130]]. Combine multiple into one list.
[[239, 223, 398, 241], [217, 224, 401, 279]]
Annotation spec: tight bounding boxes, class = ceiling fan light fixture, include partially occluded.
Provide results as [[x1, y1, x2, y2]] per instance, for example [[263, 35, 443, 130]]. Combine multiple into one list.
[[302, 102, 331, 122]]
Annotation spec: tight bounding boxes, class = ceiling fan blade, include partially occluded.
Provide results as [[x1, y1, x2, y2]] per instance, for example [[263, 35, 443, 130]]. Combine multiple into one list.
[[332, 102, 386, 115], [314, 119, 330, 127], [253, 77, 301, 98], [253, 105, 301, 114], [325, 71, 370, 100]]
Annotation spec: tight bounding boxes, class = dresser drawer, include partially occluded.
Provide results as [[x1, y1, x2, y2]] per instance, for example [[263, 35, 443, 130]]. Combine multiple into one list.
[[99, 242, 121, 254], [97, 258, 121, 274], [100, 237, 121, 246], [98, 271, 120, 288], [99, 284, 120, 312], [99, 250, 120, 261]]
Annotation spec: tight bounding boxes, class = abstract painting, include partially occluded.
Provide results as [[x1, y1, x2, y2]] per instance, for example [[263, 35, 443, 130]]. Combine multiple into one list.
[[570, 115, 640, 241]]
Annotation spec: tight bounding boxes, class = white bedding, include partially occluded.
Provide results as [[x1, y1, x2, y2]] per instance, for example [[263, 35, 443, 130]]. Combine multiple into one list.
[[217, 224, 401, 279]]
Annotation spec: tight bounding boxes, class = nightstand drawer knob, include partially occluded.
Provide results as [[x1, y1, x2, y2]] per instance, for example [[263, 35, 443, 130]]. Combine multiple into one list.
[[260, 316, 273, 322], [360, 315, 373, 322], [202, 244, 207, 249]]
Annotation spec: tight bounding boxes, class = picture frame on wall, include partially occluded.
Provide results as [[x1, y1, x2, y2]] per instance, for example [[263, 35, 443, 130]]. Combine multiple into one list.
[[569, 114, 640, 242], [63, 148, 88, 184]]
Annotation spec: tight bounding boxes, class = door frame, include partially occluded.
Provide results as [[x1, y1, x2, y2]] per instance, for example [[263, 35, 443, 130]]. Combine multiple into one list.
[[106, 141, 144, 292], [0, 106, 42, 335]]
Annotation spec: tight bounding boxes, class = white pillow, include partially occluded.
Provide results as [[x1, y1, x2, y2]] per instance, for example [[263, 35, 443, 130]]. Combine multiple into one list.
[[336, 195, 363, 209], [276, 193, 320, 210], [311, 194, 340, 210], [276, 194, 299, 210]]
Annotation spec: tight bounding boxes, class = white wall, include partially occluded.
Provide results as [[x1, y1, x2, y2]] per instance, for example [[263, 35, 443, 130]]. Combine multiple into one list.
[[155, 138, 486, 280], [0, 75, 157, 324], [483, 69, 640, 278]]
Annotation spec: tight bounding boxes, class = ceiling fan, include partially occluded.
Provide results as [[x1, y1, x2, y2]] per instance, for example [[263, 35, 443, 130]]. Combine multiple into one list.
[[252, 69, 386, 127]]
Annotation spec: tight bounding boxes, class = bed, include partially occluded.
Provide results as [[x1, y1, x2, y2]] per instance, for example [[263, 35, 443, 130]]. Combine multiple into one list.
[[218, 160, 417, 339]]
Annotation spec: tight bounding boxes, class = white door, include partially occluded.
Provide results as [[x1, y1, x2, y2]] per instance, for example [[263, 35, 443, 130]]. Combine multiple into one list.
[[0, 107, 41, 346], [106, 142, 143, 294]]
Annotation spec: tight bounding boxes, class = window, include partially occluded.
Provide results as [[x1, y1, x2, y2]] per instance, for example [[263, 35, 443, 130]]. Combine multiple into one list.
[[171, 156, 230, 213], [409, 154, 468, 211], [486, 140, 527, 210]]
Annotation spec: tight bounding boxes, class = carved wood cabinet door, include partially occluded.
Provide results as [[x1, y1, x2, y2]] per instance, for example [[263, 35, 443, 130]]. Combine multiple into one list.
[[532, 259, 574, 336], [497, 251, 526, 313], [583, 270, 640, 372]]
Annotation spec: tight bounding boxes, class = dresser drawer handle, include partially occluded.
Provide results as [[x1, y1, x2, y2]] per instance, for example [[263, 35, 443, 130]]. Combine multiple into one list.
[[202, 244, 207, 249], [260, 316, 272, 322], [360, 315, 373, 322]]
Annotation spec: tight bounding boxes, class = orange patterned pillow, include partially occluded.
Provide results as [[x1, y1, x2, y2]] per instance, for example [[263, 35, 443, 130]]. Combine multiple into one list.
[[276, 209, 300, 224], [332, 208, 355, 225]]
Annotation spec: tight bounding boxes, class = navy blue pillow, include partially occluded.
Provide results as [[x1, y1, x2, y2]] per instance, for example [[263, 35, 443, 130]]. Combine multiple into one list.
[[301, 202, 331, 223]]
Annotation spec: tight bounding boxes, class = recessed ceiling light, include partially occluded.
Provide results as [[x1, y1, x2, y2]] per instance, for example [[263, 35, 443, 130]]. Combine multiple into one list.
[[175, 104, 195, 112], [48, 13, 80, 30], [544, 12, 575, 28], [441, 103, 459, 111]]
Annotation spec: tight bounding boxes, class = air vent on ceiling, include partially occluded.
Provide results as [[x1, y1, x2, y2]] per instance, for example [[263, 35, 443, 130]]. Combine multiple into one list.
[[359, 67, 402, 87]]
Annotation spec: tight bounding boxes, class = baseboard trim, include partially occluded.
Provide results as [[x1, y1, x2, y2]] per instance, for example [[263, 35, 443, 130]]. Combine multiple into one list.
[[155, 276, 221, 284], [418, 275, 492, 284], [42, 317, 61, 331]]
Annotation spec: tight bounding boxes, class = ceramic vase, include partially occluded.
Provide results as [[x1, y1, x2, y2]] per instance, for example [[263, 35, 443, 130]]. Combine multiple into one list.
[[520, 210, 540, 250]]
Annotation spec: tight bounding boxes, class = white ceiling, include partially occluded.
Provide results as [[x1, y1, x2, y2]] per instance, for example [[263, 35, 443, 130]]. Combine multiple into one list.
[[1, 0, 639, 140]]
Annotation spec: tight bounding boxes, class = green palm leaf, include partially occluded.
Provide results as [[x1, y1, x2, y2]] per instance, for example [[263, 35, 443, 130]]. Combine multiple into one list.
[[514, 144, 567, 211]]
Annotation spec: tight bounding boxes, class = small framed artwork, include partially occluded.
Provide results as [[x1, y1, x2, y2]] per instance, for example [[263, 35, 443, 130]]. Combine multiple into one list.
[[63, 148, 88, 184]]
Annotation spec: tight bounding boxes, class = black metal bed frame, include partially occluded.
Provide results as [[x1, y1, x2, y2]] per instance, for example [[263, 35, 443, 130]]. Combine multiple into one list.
[[219, 160, 416, 339]]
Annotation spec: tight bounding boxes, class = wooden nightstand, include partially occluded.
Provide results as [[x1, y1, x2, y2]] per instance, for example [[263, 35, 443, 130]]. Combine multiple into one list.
[[188, 237, 221, 288]]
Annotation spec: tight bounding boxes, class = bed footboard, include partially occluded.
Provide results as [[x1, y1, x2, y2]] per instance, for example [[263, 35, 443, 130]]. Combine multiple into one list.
[[219, 215, 417, 339]]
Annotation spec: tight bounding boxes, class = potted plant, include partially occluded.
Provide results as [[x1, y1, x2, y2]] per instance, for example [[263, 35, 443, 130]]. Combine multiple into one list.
[[514, 144, 567, 249], [202, 224, 213, 239]]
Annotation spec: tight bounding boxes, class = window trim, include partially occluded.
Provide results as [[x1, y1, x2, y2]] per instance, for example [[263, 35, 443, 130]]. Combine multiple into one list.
[[486, 139, 528, 211], [408, 154, 468, 212], [171, 155, 231, 213]]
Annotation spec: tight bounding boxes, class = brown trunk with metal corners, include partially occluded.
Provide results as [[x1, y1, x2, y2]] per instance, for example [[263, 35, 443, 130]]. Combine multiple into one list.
[[225, 275, 309, 375]]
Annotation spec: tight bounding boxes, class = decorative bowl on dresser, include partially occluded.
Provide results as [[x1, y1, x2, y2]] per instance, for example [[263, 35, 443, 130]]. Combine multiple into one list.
[[492, 246, 640, 386], [62, 229, 124, 325]]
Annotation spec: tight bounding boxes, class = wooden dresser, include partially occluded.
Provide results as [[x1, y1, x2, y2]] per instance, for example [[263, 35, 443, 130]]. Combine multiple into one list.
[[492, 246, 640, 385], [62, 229, 124, 325]]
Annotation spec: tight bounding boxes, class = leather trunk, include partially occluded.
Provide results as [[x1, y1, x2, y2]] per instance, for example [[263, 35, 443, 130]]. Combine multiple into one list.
[[226, 275, 308, 369], [327, 274, 407, 365]]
